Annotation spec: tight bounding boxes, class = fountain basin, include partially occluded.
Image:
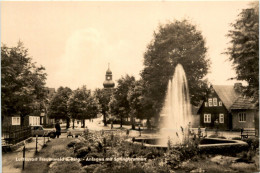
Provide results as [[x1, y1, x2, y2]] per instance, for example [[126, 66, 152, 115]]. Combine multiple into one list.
[[198, 138, 248, 154], [129, 137, 249, 154]]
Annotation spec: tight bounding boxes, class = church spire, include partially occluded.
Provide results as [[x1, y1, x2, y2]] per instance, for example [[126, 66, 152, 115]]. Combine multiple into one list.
[[103, 63, 115, 89]]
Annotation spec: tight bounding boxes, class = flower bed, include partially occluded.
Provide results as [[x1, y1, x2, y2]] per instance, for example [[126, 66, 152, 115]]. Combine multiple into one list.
[[66, 130, 259, 172]]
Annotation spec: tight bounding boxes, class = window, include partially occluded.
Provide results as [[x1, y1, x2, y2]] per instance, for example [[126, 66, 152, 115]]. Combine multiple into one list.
[[205, 102, 208, 107], [33, 117, 36, 125], [37, 117, 40, 125], [213, 98, 217, 106], [219, 114, 224, 123], [219, 101, 222, 106], [204, 114, 211, 123], [239, 112, 246, 122], [29, 116, 40, 125], [208, 98, 213, 107], [12, 117, 20, 125]]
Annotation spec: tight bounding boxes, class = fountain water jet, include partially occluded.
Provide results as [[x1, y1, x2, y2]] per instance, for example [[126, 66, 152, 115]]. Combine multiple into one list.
[[159, 64, 192, 146]]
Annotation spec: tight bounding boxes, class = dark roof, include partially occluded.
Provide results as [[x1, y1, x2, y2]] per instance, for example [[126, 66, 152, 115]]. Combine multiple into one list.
[[230, 96, 256, 110], [106, 68, 112, 74], [213, 85, 240, 110], [212, 85, 257, 111]]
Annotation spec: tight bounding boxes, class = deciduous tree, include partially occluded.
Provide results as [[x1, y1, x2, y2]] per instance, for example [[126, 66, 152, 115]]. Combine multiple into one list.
[[141, 20, 210, 120], [94, 88, 113, 126], [1, 42, 47, 125], [109, 75, 135, 127], [68, 86, 100, 128], [226, 2, 259, 105], [48, 87, 72, 128], [127, 80, 145, 129]]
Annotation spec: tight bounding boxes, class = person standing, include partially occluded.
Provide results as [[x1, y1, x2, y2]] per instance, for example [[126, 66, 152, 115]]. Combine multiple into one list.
[[55, 120, 61, 138], [198, 126, 201, 138]]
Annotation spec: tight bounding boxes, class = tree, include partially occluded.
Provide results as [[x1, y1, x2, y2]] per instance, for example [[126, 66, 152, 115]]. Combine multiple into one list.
[[48, 87, 72, 128], [127, 79, 158, 129], [1, 42, 47, 125], [141, 20, 210, 120], [109, 75, 135, 127], [67, 86, 100, 128], [127, 80, 145, 129], [94, 88, 113, 126], [226, 3, 259, 105]]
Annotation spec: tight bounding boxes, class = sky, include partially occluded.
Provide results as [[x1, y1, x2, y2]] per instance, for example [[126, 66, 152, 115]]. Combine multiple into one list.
[[1, 1, 253, 90]]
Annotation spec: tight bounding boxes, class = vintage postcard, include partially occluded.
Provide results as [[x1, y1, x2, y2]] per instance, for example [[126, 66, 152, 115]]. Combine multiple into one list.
[[1, 1, 259, 173]]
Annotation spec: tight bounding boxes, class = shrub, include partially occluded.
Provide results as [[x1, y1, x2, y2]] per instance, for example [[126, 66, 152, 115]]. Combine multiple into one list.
[[165, 142, 199, 168], [67, 139, 80, 148], [178, 145, 199, 160], [52, 145, 65, 154], [242, 138, 259, 150], [96, 142, 103, 152], [80, 152, 104, 166], [144, 148, 164, 159], [127, 143, 145, 157], [49, 161, 85, 173], [84, 164, 108, 173], [74, 141, 86, 153], [110, 162, 145, 173], [76, 147, 91, 158], [230, 162, 258, 172], [143, 159, 170, 173]]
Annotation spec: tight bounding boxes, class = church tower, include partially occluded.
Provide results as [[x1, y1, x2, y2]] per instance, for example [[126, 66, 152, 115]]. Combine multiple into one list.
[[103, 63, 115, 89]]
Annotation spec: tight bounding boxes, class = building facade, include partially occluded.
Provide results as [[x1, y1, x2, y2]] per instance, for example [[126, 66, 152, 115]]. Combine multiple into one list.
[[197, 83, 258, 130]]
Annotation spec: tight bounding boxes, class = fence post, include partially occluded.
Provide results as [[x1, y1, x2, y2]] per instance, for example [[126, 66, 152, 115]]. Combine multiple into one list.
[[36, 135, 38, 153], [22, 143, 25, 170]]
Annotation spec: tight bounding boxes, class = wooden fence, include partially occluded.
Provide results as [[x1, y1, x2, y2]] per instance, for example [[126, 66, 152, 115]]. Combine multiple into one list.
[[2, 126, 32, 146]]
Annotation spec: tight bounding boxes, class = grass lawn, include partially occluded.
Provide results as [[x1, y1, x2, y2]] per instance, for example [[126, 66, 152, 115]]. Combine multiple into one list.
[[21, 138, 84, 173]]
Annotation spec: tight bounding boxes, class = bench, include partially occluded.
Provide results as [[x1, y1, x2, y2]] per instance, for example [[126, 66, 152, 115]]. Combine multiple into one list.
[[241, 128, 257, 139], [190, 128, 206, 137]]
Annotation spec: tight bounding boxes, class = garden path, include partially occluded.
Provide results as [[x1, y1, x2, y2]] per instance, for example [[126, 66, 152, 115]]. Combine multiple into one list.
[[2, 137, 49, 173]]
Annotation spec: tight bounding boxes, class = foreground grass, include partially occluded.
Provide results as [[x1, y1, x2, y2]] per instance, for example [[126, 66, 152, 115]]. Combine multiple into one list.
[[178, 154, 259, 173], [21, 138, 84, 173]]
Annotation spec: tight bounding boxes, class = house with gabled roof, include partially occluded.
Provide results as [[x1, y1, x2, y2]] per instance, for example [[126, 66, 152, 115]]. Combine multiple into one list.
[[197, 83, 258, 131]]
